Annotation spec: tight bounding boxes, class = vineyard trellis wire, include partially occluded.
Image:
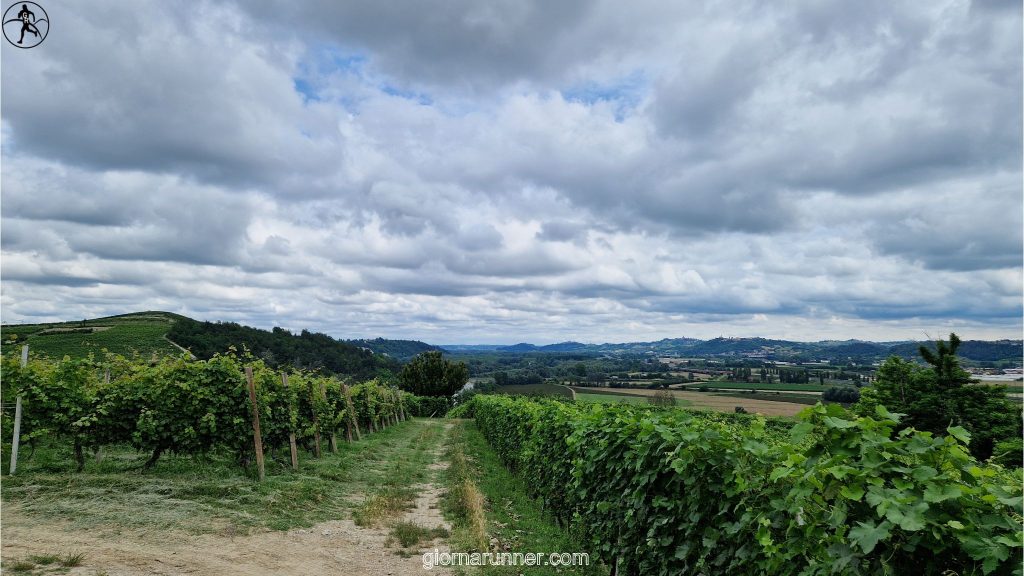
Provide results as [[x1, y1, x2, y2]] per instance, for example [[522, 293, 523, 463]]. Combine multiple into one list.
[[0, 347, 439, 477]]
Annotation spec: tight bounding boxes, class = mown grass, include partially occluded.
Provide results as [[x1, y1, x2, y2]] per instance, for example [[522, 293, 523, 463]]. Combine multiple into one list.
[[574, 392, 681, 405], [442, 420, 607, 575], [495, 383, 574, 398], [351, 421, 439, 527], [2, 418, 443, 535], [677, 381, 830, 392], [710, 390, 826, 406]]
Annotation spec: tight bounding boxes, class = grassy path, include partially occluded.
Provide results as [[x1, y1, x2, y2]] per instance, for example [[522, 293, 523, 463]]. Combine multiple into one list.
[[2, 418, 454, 575], [441, 419, 607, 576]]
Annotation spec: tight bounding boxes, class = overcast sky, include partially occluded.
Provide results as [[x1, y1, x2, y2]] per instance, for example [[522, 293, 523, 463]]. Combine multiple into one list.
[[1, 0, 1021, 344]]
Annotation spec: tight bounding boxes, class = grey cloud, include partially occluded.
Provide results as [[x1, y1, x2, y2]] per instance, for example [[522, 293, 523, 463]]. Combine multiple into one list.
[[240, 0, 595, 89], [0, 0, 1020, 340], [537, 221, 588, 242], [1, 2, 344, 193]]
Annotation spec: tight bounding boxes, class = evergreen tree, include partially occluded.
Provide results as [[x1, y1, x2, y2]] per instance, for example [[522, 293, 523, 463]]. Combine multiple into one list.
[[398, 351, 469, 397], [856, 333, 1020, 461]]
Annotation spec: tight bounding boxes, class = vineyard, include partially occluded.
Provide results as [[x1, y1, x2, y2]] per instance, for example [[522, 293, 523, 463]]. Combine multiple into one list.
[[467, 394, 1023, 575], [0, 349, 444, 475]]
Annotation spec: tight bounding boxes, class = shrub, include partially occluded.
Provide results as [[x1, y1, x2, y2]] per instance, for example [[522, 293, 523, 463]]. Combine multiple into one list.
[[470, 395, 1023, 575], [823, 385, 861, 403]]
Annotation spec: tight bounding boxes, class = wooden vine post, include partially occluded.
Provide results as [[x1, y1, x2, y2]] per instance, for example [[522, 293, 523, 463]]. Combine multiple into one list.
[[9, 345, 27, 475], [343, 384, 361, 441], [398, 389, 407, 422], [391, 390, 399, 425], [282, 372, 299, 470], [244, 366, 266, 482], [341, 384, 353, 443], [320, 381, 338, 454], [310, 382, 322, 457]]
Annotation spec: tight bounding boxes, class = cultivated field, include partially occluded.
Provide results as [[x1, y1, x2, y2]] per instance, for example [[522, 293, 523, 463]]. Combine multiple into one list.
[[1, 312, 184, 360], [570, 386, 805, 416]]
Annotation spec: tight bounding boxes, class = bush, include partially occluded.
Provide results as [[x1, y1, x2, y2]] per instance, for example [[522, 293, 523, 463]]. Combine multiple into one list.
[[823, 385, 861, 403], [470, 395, 1023, 575], [398, 351, 468, 397], [406, 395, 451, 417]]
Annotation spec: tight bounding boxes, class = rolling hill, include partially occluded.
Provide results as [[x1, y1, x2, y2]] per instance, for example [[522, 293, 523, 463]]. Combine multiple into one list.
[[0, 311, 186, 360], [1, 312, 436, 380]]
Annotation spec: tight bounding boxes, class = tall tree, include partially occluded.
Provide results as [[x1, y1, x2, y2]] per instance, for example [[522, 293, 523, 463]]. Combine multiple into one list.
[[856, 333, 1020, 461], [398, 351, 469, 397]]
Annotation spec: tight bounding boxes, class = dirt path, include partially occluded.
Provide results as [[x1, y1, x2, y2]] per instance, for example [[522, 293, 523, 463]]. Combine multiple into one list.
[[1, 421, 454, 576]]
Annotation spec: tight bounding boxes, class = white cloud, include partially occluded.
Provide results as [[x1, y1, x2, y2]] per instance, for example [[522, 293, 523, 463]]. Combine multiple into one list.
[[1, 0, 1020, 342]]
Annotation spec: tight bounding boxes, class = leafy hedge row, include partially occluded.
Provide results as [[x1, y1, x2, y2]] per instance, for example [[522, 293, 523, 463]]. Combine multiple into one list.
[[1, 352, 428, 470], [406, 395, 452, 418], [471, 395, 1023, 575]]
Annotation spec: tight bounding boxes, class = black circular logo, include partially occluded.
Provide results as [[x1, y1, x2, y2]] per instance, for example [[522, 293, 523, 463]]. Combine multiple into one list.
[[3, 2, 48, 48]]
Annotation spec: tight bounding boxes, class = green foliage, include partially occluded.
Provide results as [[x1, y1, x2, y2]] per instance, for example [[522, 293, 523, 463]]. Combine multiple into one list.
[[398, 351, 469, 397], [991, 436, 1023, 469], [0, 313, 181, 360], [822, 385, 861, 403], [648, 388, 677, 406], [855, 334, 1021, 461], [1, 352, 433, 470], [406, 395, 451, 417], [470, 395, 1023, 575], [167, 317, 400, 379], [345, 337, 441, 361]]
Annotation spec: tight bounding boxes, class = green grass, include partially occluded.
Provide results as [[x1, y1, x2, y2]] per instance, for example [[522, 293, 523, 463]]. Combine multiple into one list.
[[575, 392, 684, 406], [7, 560, 36, 573], [677, 381, 832, 392], [1, 312, 184, 360], [388, 521, 449, 548], [495, 383, 574, 398], [710, 391, 826, 406], [59, 553, 85, 568], [442, 420, 607, 575], [2, 418, 445, 535]]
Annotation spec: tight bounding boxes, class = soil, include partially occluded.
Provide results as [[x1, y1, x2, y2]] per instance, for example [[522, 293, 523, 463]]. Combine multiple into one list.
[[1, 423, 455, 576]]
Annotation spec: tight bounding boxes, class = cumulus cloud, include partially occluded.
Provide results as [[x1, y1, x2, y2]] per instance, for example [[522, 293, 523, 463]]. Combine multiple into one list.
[[0, 0, 1020, 342]]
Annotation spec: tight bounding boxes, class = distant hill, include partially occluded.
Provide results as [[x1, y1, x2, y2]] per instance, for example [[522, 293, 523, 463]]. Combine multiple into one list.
[[0, 311, 186, 360], [538, 341, 588, 352], [888, 340, 1023, 363], [2, 312, 428, 380], [499, 343, 539, 352], [446, 336, 1023, 365], [345, 337, 442, 361], [167, 317, 401, 379]]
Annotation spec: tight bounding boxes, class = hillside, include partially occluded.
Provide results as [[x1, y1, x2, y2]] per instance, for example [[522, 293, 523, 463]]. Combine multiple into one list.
[[165, 318, 401, 379], [0, 312, 431, 380], [0, 311, 185, 359], [344, 337, 442, 361], [451, 336, 1023, 365]]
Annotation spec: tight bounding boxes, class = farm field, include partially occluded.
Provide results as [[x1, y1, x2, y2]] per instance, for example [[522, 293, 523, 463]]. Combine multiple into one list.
[[1, 312, 184, 360], [673, 381, 830, 392], [569, 386, 806, 416], [495, 383, 574, 398], [574, 392, 673, 405], [710, 391, 825, 406]]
